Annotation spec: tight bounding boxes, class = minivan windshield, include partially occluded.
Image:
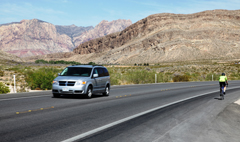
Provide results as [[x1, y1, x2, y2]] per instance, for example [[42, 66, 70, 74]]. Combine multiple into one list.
[[60, 67, 92, 77]]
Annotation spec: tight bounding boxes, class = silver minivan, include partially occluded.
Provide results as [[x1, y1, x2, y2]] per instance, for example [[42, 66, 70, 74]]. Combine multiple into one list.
[[52, 65, 110, 98]]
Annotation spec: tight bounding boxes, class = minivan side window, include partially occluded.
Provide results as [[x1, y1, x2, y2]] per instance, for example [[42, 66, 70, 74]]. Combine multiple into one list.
[[97, 68, 104, 77], [103, 68, 109, 76], [93, 68, 98, 77]]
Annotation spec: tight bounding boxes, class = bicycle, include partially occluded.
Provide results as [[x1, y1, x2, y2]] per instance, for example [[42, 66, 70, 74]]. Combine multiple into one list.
[[220, 85, 224, 100]]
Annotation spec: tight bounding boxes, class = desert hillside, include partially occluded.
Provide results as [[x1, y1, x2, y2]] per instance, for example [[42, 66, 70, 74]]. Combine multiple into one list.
[[0, 50, 25, 62], [24, 10, 240, 64]]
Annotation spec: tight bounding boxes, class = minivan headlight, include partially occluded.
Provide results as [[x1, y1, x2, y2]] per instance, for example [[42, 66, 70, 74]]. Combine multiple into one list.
[[53, 81, 59, 85], [76, 81, 86, 85]]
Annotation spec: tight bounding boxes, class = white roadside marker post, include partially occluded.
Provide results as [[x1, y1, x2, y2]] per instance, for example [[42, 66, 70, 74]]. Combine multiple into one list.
[[155, 74, 157, 83], [13, 74, 16, 93]]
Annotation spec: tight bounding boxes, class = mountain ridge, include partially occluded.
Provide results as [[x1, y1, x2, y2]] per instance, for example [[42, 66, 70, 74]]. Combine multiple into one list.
[[0, 19, 132, 57], [24, 9, 240, 64]]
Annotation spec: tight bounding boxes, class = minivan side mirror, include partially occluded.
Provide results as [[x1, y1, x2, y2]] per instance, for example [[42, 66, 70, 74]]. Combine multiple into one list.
[[93, 74, 98, 78], [58, 73, 60, 76]]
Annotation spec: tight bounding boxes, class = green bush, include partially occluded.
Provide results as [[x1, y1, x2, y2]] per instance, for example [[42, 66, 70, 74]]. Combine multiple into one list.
[[24, 67, 62, 90], [173, 75, 190, 82], [0, 82, 10, 94]]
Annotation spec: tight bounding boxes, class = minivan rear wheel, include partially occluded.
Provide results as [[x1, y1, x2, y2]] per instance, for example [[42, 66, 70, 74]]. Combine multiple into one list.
[[86, 86, 92, 99], [103, 86, 109, 96]]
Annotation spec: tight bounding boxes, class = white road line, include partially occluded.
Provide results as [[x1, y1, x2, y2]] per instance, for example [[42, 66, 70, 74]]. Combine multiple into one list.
[[62, 86, 240, 142], [0, 95, 51, 101]]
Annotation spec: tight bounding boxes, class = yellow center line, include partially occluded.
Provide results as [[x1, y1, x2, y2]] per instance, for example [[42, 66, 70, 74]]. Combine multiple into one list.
[[44, 107, 52, 110], [16, 106, 54, 115]]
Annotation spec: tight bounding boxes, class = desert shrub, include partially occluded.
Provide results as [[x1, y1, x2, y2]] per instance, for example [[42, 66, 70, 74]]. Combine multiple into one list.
[[8, 66, 24, 74], [107, 67, 121, 85], [229, 72, 240, 80], [24, 67, 62, 90], [173, 75, 190, 82], [0, 70, 4, 77], [206, 73, 219, 81], [0, 82, 10, 94], [123, 70, 156, 84]]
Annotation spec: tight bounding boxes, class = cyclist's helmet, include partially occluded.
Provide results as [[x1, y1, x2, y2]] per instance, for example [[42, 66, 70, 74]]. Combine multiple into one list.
[[222, 73, 225, 76]]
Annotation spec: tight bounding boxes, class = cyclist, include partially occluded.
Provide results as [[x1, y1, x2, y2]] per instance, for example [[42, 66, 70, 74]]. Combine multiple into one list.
[[219, 73, 228, 94]]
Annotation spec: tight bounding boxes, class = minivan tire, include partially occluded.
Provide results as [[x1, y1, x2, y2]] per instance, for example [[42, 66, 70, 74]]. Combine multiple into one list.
[[103, 85, 110, 96], [53, 94, 60, 98], [86, 86, 93, 99]]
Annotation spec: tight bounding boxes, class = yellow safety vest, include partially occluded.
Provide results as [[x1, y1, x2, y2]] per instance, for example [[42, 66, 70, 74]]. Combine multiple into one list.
[[219, 76, 227, 82]]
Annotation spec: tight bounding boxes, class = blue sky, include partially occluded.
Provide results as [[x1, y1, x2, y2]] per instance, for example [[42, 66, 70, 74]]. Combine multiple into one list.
[[0, 0, 239, 27]]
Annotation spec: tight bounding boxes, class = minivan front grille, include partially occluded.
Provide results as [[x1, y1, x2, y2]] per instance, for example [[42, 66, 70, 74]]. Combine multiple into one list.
[[59, 81, 75, 86]]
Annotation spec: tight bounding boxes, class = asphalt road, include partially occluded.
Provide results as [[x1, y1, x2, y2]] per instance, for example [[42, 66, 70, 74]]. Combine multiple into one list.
[[0, 81, 240, 142]]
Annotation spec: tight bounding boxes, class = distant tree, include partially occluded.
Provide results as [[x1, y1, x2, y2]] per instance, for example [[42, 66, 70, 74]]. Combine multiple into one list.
[[35, 59, 48, 64], [49, 60, 56, 64], [36, 60, 81, 65], [88, 62, 96, 65]]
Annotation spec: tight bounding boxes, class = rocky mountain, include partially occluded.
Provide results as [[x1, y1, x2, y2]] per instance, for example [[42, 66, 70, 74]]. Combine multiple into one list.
[[73, 19, 132, 47], [0, 19, 74, 57], [70, 9, 240, 64], [0, 19, 132, 57], [55, 24, 93, 47], [24, 10, 240, 64]]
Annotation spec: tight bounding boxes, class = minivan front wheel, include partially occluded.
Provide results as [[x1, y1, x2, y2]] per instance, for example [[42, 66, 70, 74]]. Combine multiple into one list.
[[103, 86, 110, 96], [86, 86, 92, 99]]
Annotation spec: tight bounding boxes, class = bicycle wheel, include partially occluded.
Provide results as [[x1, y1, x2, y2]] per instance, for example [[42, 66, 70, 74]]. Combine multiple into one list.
[[221, 94, 224, 100]]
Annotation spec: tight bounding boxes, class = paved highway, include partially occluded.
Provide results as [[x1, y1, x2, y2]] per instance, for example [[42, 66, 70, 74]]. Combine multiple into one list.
[[0, 81, 240, 142]]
